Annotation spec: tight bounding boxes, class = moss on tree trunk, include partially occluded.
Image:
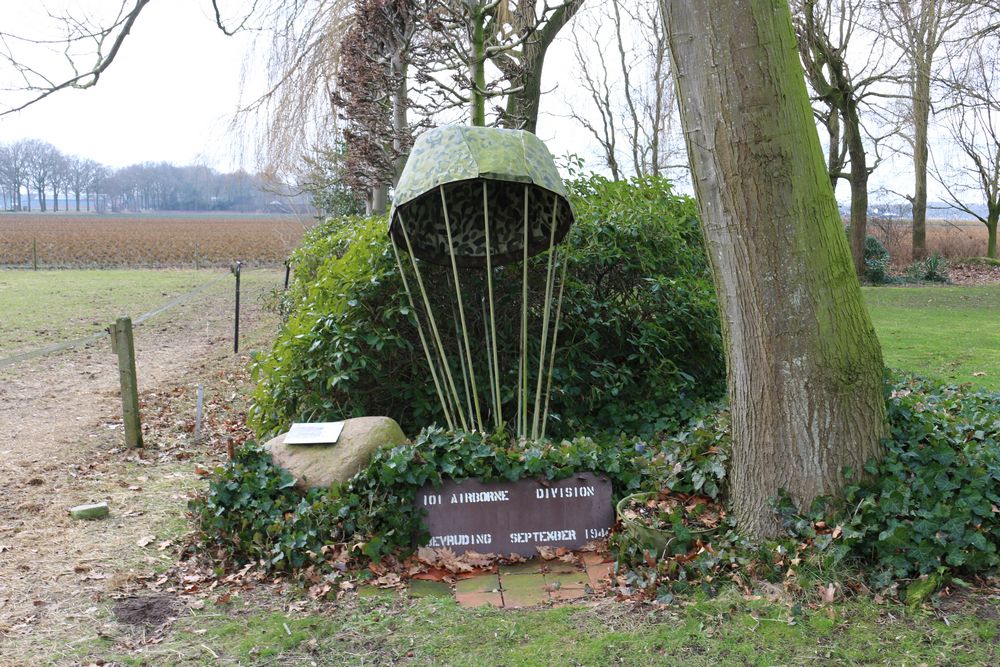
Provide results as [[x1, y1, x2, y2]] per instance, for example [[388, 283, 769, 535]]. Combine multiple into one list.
[[662, 0, 887, 538]]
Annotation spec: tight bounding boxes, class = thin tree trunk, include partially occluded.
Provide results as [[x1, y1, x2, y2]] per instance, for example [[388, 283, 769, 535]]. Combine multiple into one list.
[[845, 103, 868, 276], [371, 185, 388, 215], [826, 110, 841, 196], [502, 1, 581, 133], [987, 210, 998, 259], [471, 6, 486, 127], [391, 54, 409, 185], [912, 65, 931, 260], [662, 0, 887, 539]]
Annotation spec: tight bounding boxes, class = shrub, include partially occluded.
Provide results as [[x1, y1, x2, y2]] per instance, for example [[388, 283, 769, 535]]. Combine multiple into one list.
[[846, 227, 892, 283], [836, 377, 1000, 584], [614, 375, 1000, 592], [248, 175, 724, 440], [200, 374, 1000, 590], [192, 427, 678, 568], [863, 235, 892, 283], [905, 252, 949, 282], [193, 445, 334, 570]]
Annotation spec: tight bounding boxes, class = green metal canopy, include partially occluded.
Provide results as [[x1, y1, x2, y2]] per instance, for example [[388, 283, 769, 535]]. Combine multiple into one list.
[[389, 125, 575, 267]]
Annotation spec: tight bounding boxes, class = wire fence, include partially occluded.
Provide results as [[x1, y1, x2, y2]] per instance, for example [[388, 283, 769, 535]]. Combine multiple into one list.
[[0, 271, 232, 370]]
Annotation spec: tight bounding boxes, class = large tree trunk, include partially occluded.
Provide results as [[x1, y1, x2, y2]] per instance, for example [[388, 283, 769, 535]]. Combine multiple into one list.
[[911, 64, 931, 261], [662, 0, 887, 538]]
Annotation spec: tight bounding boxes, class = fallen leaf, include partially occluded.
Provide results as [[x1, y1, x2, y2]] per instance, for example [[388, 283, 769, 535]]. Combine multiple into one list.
[[537, 546, 558, 560], [136, 535, 156, 548], [819, 583, 837, 604]]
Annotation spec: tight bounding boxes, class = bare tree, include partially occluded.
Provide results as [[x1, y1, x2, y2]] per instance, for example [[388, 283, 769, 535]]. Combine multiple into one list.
[[932, 36, 1000, 257], [23, 140, 61, 212], [0, 1, 151, 116], [792, 0, 902, 275], [67, 157, 95, 212], [879, 0, 982, 260], [569, 0, 685, 180], [0, 140, 29, 210], [0, 145, 8, 211], [332, 0, 419, 214], [49, 153, 70, 212]]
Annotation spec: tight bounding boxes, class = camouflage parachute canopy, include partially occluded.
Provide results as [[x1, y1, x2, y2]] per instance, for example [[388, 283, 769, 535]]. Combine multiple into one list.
[[389, 125, 575, 267]]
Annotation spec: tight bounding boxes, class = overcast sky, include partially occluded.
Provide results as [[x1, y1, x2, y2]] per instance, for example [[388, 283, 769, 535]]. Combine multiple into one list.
[[0, 0, 255, 170], [0, 0, 596, 173], [0, 1, 949, 206]]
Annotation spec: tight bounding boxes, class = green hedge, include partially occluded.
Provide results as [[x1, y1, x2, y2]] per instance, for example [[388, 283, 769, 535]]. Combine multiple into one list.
[[197, 374, 1000, 589], [192, 427, 699, 567], [248, 175, 724, 440]]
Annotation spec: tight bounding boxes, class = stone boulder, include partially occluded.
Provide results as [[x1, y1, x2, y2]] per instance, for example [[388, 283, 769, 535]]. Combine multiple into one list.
[[265, 416, 406, 489]]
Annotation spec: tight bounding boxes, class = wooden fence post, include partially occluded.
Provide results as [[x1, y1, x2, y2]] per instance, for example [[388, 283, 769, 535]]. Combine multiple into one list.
[[110, 317, 143, 448], [232, 261, 242, 353]]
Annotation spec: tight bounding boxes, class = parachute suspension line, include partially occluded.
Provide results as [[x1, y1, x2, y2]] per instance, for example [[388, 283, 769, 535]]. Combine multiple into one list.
[[541, 255, 570, 440], [481, 298, 497, 430], [482, 182, 502, 432], [446, 272, 475, 429], [390, 240, 455, 430], [520, 185, 530, 439], [440, 185, 483, 431], [391, 238, 454, 430], [531, 195, 561, 440], [397, 215, 469, 432]]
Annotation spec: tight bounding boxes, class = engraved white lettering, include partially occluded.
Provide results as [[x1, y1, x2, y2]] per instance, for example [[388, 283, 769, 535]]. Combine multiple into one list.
[[535, 486, 596, 499], [428, 533, 493, 547], [448, 490, 510, 504], [508, 529, 578, 544]]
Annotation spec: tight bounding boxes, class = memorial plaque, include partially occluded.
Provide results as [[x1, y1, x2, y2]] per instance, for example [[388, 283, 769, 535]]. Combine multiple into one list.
[[415, 473, 614, 556], [284, 421, 345, 445]]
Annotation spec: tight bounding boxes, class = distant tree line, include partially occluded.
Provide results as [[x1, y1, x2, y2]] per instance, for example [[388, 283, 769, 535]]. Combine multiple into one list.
[[0, 139, 310, 213]]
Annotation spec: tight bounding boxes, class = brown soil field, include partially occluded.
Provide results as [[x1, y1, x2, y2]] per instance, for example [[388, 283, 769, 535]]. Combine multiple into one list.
[[0, 212, 315, 269], [867, 217, 993, 265]]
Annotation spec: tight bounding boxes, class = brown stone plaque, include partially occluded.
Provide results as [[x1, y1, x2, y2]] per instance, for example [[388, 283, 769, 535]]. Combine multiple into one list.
[[415, 473, 614, 556]]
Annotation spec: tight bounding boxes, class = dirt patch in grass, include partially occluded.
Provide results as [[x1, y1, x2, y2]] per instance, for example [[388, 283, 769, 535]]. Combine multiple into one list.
[[113, 594, 181, 627], [949, 261, 1000, 286]]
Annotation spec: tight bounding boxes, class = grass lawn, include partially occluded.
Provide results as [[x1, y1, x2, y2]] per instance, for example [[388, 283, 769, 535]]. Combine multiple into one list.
[[0, 268, 277, 358], [864, 283, 1000, 391], [88, 593, 998, 666]]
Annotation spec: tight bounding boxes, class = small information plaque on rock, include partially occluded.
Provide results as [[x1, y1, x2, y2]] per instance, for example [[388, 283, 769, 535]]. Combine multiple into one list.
[[416, 473, 614, 556], [284, 421, 345, 445]]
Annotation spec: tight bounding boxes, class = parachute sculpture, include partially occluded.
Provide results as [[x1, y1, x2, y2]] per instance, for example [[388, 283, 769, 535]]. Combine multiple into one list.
[[388, 125, 575, 439]]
